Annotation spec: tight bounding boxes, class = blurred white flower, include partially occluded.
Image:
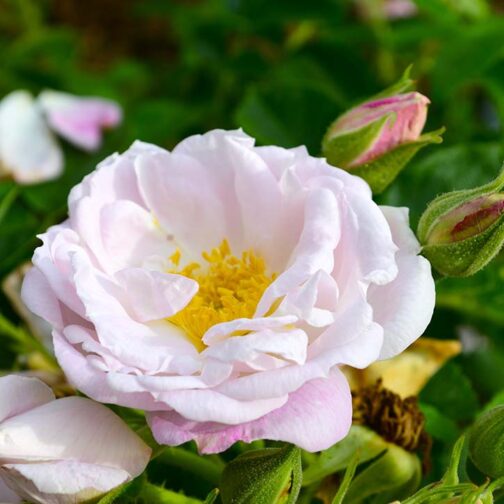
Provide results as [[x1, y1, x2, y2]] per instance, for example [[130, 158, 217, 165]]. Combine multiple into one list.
[[0, 90, 121, 185], [356, 0, 418, 21]]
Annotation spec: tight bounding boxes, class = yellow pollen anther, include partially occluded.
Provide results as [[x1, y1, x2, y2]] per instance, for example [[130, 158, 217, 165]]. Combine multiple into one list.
[[168, 240, 276, 351]]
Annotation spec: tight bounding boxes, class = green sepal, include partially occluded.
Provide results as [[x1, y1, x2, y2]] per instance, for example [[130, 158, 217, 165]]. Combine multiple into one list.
[[203, 489, 220, 504], [220, 444, 302, 504], [95, 473, 146, 504], [371, 65, 416, 100], [322, 114, 389, 169], [469, 405, 504, 479], [350, 127, 445, 194], [343, 444, 422, 504]]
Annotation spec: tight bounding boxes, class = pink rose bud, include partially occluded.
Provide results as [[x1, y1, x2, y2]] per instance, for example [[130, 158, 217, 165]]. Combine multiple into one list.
[[0, 375, 151, 504], [325, 92, 430, 168], [425, 194, 504, 245], [322, 73, 442, 195], [418, 169, 504, 277]]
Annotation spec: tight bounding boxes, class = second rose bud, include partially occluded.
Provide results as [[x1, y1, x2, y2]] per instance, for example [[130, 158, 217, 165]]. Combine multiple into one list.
[[322, 69, 443, 193]]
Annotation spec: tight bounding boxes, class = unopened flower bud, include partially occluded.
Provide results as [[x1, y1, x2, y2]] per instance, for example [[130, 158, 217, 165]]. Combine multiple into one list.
[[469, 405, 504, 479], [426, 194, 504, 245], [325, 92, 429, 166], [322, 69, 443, 193], [418, 169, 504, 277], [220, 444, 302, 504]]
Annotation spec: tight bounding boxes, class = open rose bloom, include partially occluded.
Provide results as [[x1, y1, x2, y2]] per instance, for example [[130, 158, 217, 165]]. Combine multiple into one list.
[[22, 129, 435, 453]]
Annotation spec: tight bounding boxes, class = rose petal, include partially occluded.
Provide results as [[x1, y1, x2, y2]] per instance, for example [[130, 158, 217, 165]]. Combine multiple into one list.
[[0, 396, 150, 477], [0, 91, 62, 184], [149, 369, 352, 453], [38, 90, 122, 152], [1, 461, 128, 504], [0, 376, 54, 424], [370, 207, 436, 359]]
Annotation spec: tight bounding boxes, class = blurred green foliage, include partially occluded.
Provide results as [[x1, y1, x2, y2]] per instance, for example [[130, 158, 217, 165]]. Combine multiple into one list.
[[2, 0, 504, 501]]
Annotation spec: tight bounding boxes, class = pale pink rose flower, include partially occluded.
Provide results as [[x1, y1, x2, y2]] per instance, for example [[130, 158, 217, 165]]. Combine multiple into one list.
[[356, 0, 418, 21], [38, 91, 122, 152], [22, 130, 435, 453], [0, 91, 63, 184], [0, 375, 151, 504], [328, 92, 430, 167]]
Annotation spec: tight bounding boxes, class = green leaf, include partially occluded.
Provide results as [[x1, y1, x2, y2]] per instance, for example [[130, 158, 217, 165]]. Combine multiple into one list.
[[235, 61, 344, 153], [420, 403, 461, 443], [236, 87, 295, 148], [435, 257, 504, 325], [419, 362, 479, 422]]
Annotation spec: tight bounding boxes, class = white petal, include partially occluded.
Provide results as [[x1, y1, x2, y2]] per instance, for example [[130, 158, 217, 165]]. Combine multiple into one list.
[[149, 369, 352, 454], [1, 461, 128, 504], [0, 396, 151, 477], [156, 389, 288, 425], [0, 375, 54, 424], [0, 91, 62, 184], [203, 328, 308, 366], [115, 268, 198, 322], [370, 207, 436, 359]]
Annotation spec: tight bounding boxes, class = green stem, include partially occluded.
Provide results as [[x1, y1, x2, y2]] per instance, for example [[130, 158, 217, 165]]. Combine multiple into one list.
[[401, 483, 476, 504], [0, 186, 19, 225], [156, 447, 224, 485], [139, 482, 202, 503], [0, 312, 58, 368]]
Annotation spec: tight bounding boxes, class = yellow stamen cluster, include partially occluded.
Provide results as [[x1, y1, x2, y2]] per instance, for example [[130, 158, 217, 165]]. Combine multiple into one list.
[[168, 240, 276, 351]]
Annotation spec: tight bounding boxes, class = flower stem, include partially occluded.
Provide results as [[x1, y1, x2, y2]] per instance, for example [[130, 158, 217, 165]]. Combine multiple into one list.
[[155, 446, 224, 485]]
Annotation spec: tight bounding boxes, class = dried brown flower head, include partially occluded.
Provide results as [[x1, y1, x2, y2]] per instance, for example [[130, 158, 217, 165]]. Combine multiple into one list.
[[353, 379, 432, 472]]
